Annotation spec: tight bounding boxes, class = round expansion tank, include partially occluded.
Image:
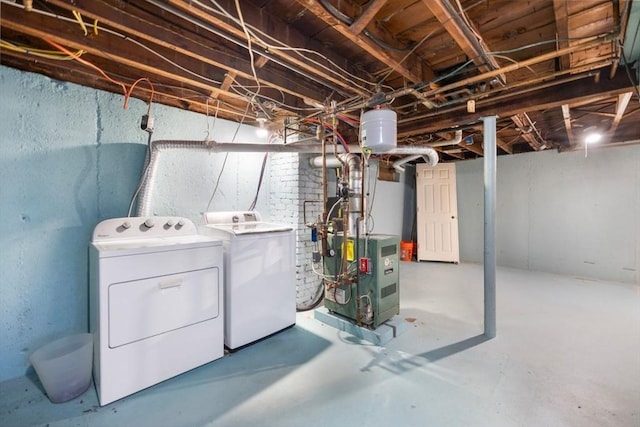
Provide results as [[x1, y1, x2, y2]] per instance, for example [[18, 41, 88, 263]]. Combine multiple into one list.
[[360, 108, 397, 153]]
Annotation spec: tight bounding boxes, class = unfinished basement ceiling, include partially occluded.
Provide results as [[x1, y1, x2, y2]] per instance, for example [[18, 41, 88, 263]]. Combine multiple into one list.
[[1, 0, 639, 160]]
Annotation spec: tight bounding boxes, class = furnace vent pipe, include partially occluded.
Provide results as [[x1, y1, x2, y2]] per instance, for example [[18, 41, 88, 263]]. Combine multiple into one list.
[[136, 140, 440, 216], [136, 140, 329, 216], [309, 146, 440, 170]]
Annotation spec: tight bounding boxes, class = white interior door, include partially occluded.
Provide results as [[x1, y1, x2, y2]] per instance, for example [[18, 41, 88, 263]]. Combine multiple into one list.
[[416, 163, 460, 262]]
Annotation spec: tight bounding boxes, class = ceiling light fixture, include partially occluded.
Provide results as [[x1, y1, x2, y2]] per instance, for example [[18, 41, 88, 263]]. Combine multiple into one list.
[[583, 127, 602, 158], [255, 111, 269, 138], [584, 132, 602, 144]]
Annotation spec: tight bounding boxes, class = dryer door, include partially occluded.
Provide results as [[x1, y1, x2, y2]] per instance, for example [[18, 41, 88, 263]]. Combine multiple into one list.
[[108, 267, 220, 348]]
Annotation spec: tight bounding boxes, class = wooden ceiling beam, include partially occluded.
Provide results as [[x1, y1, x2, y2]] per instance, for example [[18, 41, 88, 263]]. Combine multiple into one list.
[[0, 51, 248, 120], [212, 71, 237, 99], [295, 0, 431, 83], [553, 0, 571, 71], [495, 136, 513, 154], [165, 0, 370, 96], [510, 113, 546, 151], [561, 104, 577, 147], [608, 91, 633, 138], [398, 66, 633, 136], [458, 139, 484, 156], [40, 0, 328, 108], [422, 0, 504, 80], [349, 0, 388, 35]]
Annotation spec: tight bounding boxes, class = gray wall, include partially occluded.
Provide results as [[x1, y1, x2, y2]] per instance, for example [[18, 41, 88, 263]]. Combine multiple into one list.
[[0, 66, 272, 381], [457, 146, 640, 284]]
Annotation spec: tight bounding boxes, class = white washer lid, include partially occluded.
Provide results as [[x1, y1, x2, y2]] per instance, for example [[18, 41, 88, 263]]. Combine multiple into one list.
[[204, 222, 293, 235]]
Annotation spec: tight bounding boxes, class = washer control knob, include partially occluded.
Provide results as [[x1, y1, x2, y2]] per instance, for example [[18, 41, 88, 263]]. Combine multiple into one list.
[[143, 218, 155, 228], [166, 219, 175, 227], [122, 221, 132, 229], [176, 219, 185, 228]]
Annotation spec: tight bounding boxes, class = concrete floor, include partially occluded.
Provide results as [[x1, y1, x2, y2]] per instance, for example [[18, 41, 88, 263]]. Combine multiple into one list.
[[1, 262, 639, 427]]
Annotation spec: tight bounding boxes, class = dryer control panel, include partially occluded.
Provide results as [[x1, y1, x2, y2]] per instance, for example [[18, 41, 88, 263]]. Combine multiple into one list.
[[92, 216, 197, 241]]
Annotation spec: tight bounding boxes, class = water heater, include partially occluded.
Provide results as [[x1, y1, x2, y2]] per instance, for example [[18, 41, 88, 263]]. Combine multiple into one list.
[[360, 108, 397, 153]]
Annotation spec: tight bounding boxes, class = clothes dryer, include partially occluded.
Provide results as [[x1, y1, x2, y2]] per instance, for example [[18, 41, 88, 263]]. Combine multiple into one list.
[[90, 216, 223, 406]]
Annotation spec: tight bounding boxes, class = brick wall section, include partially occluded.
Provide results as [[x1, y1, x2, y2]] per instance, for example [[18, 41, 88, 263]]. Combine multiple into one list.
[[269, 153, 323, 309]]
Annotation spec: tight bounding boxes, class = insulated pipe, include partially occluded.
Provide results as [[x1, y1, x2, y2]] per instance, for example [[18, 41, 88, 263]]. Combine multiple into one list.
[[483, 116, 497, 339], [391, 146, 440, 172], [343, 154, 363, 237], [429, 130, 463, 147], [310, 145, 440, 171], [392, 155, 421, 173]]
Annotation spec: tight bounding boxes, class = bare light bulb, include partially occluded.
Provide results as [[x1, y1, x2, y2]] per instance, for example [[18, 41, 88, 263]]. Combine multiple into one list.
[[256, 124, 269, 138], [585, 132, 602, 144]]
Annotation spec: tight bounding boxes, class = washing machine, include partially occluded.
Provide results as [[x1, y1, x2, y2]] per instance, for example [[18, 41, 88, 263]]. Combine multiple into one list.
[[89, 216, 224, 406], [200, 211, 296, 350]]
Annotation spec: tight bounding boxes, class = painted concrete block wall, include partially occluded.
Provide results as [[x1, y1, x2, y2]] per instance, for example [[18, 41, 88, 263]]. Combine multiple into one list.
[[0, 66, 271, 381], [456, 146, 640, 283], [269, 153, 324, 309]]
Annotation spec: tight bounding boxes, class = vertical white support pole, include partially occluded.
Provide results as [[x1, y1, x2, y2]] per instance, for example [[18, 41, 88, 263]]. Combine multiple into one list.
[[483, 116, 497, 338]]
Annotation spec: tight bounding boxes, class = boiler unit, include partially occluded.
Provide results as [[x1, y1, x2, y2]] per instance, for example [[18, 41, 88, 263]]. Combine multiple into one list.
[[323, 234, 400, 328]]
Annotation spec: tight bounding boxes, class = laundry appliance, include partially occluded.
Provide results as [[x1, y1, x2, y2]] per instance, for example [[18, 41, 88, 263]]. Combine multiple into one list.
[[90, 216, 224, 406], [200, 211, 295, 350]]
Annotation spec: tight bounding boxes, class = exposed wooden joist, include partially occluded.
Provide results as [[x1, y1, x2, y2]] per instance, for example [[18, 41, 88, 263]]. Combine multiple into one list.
[[295, 0, 431, 83], [421, 34, 615, 99], [422, 0, 504, 81], [35, 0, 328, 107], [561, 104, 577, 147], [553, 0, 571, 71], [0, 51, 249, 120], [165, 0, 370, 96], [398, 66, 633, 136], [349, 0, 388, 35], [511, 113, 546, 150], [212, 71, 237, 99], [608, 91, 633, 137], [458, 139, 484, 156], [474, 125, 513, 154], [496, 137, 514, 154]]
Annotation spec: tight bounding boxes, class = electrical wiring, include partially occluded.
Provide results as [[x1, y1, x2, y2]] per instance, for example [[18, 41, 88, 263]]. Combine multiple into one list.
[[233, 0, 261, 104], [303, 118, 350, 153], [377, 29, 437, 85], [126, 78, 155, 112], [45, 39, 128, 98], [204, 98, 219, 142], [247, 151, 269, 211], [0, 39, 85, 60], [72, 10, 88, 36], [490, 54, 537, 76], [204, 0, 381, 93], [121, 35, 222, 86], [45, 39, 155, 112], [1, 1, 223, 88], [205, 102, 251, 211]]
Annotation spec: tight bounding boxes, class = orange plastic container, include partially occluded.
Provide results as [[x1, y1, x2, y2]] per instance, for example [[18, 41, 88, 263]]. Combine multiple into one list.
[[400, 241, 413, 261]]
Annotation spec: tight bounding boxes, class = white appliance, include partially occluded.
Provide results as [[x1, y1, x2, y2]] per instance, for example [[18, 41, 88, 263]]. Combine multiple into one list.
[[89, 216, 224, 406], [200, 211, 296, 350]]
